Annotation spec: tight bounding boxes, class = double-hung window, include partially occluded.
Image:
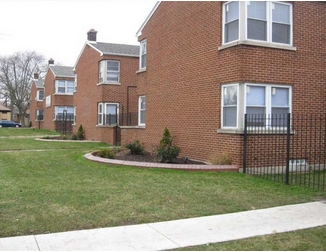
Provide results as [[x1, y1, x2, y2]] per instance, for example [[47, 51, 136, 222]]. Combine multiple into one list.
[[54, 106, 74, 121], [140, 40, 147, 69], [138, 96, 146, 126], [36, 90, 44, 101], [55, 80, 74, 94], [99, 60, 120, 84], [98, 103, 119, 125], [36, 110, 44, 121], [222, 1, 293, 46], [221, 83, 291, 129]]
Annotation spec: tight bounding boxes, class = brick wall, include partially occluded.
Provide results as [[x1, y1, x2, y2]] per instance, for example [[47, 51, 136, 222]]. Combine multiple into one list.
[[122, 1, 326, 166]]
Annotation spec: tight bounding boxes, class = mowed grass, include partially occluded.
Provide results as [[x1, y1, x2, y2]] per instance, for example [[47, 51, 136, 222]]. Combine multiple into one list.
[[0, 128, 59, 137], [0, 138, 325, 239]]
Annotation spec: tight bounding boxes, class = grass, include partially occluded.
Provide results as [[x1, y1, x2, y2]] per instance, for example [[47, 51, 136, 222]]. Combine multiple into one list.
[[175, 226, 326, 251], [0, 137, 325, 241], [0, 128, 59, 137]]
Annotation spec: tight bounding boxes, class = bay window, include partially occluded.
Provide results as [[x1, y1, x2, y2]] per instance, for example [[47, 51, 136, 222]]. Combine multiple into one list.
[[55, 80, 74, 94]]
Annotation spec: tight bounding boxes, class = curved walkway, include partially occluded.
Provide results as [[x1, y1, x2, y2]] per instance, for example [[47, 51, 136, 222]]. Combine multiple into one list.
[[84, 153, 239, 172]]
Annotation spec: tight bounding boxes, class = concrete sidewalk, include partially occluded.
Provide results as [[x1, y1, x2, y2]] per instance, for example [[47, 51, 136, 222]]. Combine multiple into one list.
[[1, 201, 326, 251]]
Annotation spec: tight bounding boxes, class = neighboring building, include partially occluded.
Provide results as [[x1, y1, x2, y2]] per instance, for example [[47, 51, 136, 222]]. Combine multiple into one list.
[[118, 1, 326, 166], [0, 104, 11, 121], [30, 74, 45, 128], [73, 29, 139, 143], [43, 59, 75, 131]]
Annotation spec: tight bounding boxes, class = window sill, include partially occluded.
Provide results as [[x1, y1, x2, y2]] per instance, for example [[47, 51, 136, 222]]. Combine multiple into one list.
[[120, 125, 145, 129], [218, 40, 297, 52], [136, 68, 146, 74], [53, 93, 74, 96], [97, 82, 121, 86], [96, 124, 118, 128], [36, 100, 44, 102], [217, 128, 295, 135]]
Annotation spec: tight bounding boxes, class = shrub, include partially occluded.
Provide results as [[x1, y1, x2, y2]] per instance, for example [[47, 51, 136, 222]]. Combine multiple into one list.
[[76, 125, 85, 140], [71, 133, 77, 140], [155, 127, 180, 163], [97, 148, 115, 159], [126, 140, 144, 155], [210, 153, 232, 165]]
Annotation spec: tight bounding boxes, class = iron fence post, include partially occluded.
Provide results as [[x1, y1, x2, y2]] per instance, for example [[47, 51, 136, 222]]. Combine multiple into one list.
[[243, 114, 248, 174], [285, 113, 291, 185]]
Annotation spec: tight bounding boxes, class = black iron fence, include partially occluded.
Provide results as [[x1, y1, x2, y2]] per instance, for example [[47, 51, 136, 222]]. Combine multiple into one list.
[[243, 113, 326, 191], [103, 112, 139, 126], [55, 114, 74, 135]]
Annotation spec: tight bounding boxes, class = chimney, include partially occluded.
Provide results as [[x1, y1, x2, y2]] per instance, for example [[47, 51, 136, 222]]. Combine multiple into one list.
[[87, 29, 97, 42], [33, 73, 39, 80], [48, 58, 54, 65]]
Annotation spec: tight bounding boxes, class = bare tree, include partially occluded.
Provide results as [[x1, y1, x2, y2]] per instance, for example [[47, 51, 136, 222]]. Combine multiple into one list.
[[0, 51, 46, 125]]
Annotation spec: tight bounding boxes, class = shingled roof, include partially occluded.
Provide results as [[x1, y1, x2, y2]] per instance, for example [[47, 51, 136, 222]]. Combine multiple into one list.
[[0, 104, 11, 112], [49, 66, 74, 78], [34, 79, 44, 89], [89, 42, 139, 57]]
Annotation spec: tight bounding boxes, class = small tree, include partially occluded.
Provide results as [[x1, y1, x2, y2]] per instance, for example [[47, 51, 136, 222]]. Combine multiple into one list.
[[76, 124, 85, 140], [156, 127, 180, 163]]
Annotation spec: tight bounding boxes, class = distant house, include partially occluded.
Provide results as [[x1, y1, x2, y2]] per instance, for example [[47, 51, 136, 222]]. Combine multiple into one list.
[[73, 29, 139, 143], [43, 59, 75, 131], [30, 73, 45, 128], [0, 104, 11, 121]]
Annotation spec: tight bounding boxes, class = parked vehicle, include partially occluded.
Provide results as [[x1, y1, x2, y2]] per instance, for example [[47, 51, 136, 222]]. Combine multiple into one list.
[[0, 120, 22, 128]]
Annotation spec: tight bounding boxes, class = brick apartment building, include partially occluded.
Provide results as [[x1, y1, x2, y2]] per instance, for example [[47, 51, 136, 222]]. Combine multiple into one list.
[[32, 2, 326, 167], [118, 1, 326, 166], [30, 74, 45, 128]]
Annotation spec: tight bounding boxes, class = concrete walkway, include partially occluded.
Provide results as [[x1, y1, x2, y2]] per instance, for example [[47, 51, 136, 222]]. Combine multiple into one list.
[[1, 201, 326, 251]]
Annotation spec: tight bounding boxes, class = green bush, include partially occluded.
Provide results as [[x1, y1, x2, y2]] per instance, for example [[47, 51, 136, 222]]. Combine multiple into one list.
[[71, 133, 77, 140], [76, 125, 85, 140], [126, 140, 144, 155], [97, 148, 115, 159], [155, 127, 180, 163]]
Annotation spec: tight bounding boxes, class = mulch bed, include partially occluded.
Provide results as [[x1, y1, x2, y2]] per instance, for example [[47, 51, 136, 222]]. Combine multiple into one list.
[[114, 149, 206, 165]]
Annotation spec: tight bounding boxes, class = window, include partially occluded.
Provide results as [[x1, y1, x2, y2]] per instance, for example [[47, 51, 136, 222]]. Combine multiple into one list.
[[53, 106, 74, 121], [138, 96, 146, 126], [99, 60, 120, 84], [222, 85, 238, 128], [37, 90, 44, 101], [55, 80, 74, 94], [36, 110, 44, 121], [140, 40, 147, 69], [74, 74, 77, 92], [224, 1, 239, 44], [222, 1, 293, 46], [221, 83, 291, 129], [98, 103, 119, 125]]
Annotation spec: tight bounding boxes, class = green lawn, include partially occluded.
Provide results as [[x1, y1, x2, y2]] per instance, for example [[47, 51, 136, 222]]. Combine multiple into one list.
[[0, 137, 325, 242], [0, 128, 59, 137]]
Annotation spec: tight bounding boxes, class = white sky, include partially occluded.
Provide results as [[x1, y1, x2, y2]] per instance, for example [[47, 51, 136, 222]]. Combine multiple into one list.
[[0, 0, 157, 66]]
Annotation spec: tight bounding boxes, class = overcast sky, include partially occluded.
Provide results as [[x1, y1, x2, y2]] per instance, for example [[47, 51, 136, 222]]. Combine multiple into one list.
[[0, 0, 157, 66]]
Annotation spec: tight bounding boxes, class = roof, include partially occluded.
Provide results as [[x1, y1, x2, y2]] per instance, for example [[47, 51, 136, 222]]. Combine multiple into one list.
[[34, 79, 44, 89], [89, 42, 140, 57], [136, 2, 161, 37], [49, 66, 75, 78], [0, 104, 11, 112]]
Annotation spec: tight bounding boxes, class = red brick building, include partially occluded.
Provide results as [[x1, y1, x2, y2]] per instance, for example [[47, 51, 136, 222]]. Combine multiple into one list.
[[119, 1, 326, 166], [30, 74, 45, 128], [73, 30, 139, 143]]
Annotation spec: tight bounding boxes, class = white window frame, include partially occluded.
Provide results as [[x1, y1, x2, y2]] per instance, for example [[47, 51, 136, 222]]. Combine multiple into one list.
[[221, 83, 292, 130], [53, 106, 75, 121], [36, 109, 44, 121], [36, 90, 44, 101], [55, 80, 74, 95], [138, 96, 146, 126], [221, 84, 239, 129], [222, 1, 293, 47], [97, 102, 119, 126], [140, 40, 147, 70], [74, 74, 77, 92], [98, 60, 120, 84], [73, 106, 76, 124]]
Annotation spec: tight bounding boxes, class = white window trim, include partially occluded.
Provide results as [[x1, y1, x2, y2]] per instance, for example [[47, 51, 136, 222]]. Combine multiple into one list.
[[54, 80, 75, 95], [74, 74, 77, 93], [36, 109, 44, 121], [36, 90, 44, 101], [98, 60, 120, 85], [221, 83, 239, 129], [221, 83, 292, 130], [139, 40, 147, 71], [53, 106, 75, 121], [138, 96, 146, 126], [221, 1, 294, 48], [97, 102, 119, 126]]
